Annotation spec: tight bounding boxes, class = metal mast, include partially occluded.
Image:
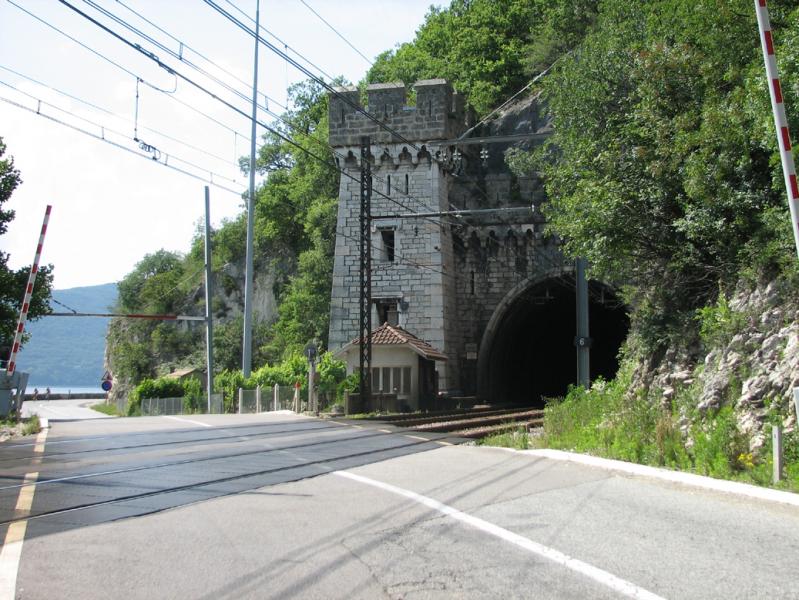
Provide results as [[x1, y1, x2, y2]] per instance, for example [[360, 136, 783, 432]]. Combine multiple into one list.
[[242, 0, 261, 377], [359, 136, 372, 406]]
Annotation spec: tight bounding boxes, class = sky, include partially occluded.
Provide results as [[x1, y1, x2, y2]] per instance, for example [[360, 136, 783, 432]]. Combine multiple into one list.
[[0, 0, 441, 291]]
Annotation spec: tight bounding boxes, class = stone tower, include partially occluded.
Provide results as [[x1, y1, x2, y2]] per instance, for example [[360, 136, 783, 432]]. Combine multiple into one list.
[[328, 80, 629, 402], [327, 80, 466, 392]]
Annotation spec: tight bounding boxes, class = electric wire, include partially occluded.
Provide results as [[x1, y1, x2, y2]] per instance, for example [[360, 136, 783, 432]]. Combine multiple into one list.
[[202, 0, 432, 154], [0, 80, 241, 186], [53, 0, 447, 224], [56, 0, 448, 228], [81, 0, 290, 120], [221, 0, 337, 82], [80, 0, 427, 221], [5, 0, 250, 143], [297, 0, 374, 66], [0, 94, 244, 196], [114, 0, 287, 113], [0, 64, 240, 169]]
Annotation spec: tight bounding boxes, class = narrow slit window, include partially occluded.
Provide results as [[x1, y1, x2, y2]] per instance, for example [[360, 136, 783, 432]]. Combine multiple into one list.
[[404, 173, 409, 194], [380, 228, 395, 262], [387, 175, 391, 195]]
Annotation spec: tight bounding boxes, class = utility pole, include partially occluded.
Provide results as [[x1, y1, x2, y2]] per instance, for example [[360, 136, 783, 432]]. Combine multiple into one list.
[[242, 0, 261, 378], [204, 186, 214, 412], [359, 136, 372, 408], [575, 257, 590, 389]]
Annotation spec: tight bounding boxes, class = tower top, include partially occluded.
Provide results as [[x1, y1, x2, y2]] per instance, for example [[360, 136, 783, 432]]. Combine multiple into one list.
[[328, 79, 466, 147]]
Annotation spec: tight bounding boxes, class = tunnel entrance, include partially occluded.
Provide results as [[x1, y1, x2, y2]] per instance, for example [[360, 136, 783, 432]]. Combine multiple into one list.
[[477, 275, 629, 407]]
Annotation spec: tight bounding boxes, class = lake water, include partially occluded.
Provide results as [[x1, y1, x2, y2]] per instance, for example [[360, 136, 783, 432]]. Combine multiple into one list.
[[27, 386, 105, 395]]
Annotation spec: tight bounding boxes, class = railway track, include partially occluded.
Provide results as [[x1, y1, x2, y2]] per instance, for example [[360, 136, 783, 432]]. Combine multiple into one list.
[[360, 407, 545, 439]]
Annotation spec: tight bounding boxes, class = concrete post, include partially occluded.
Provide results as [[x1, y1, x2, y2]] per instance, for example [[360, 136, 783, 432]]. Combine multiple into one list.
[[256, 385, 261, 413], [238, 388, 243, 414], [773, 425, 784, 484], [273, 384, 279, 411]]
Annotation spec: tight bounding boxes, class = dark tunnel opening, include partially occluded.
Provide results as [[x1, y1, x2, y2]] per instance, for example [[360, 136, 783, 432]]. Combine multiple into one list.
[[482, 278, 629, 407]]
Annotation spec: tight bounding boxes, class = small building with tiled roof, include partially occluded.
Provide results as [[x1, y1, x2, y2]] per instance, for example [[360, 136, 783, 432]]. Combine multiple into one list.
[[334, 323, 447, 411]]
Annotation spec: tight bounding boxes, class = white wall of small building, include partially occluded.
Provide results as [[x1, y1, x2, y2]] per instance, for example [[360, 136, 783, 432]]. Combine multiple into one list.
[[340, 345, 421, 409]]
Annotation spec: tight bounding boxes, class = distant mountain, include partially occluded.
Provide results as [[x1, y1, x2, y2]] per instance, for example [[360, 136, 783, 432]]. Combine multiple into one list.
[[16, 283, 118, 387]]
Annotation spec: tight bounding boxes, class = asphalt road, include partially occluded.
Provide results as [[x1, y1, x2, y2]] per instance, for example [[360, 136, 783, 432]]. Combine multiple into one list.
[[1, 413, 798, 599], [20, 398, 112, 421]]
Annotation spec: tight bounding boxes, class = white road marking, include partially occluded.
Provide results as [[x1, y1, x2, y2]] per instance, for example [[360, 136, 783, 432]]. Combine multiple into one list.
[[334, 470, 666, 600], [519, 449, 799, 508], [405, 435, 429, 442], [163, 416, 212, 428], [0, 429, 48, 600]]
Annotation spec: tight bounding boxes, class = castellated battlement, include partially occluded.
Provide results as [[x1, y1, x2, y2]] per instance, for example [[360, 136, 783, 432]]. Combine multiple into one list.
[[329, 79, 466, 147]]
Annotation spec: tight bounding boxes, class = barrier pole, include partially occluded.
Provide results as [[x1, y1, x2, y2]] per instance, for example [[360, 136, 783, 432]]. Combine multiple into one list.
[[755, 0, 799, 257], [7, 205, 52, 375]]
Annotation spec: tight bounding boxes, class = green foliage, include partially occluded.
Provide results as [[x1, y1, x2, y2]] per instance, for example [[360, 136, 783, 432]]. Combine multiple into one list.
[[128, 376, 185, 415], [0, 137, 54, 356], [540, 361, 799, 490], [127, 375, 206, 416], [21, 414, 41, 436], [478, 426, 531, 450], [695, 289, 747, 349], [213, 368, 245, 413], [212, 351, 347, 412], [117, 249, 188, 313], [368, 0, 563, 114], [108, 78, 339, 393], [508, 0, 799, 352], [690, 406, 749, 478]]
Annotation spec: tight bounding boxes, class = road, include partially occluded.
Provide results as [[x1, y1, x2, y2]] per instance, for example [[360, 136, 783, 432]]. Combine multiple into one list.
[[1, 412, 798, 599], [20, 398, 111, 421]]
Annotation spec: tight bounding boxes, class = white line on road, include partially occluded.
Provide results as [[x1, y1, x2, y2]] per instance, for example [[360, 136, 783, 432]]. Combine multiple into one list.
[[334, 470, 666, 600], [0, 428, 48, 600], [163, 416, 212, 428]]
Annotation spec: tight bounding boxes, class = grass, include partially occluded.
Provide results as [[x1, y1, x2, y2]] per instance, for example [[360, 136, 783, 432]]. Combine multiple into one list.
[[479, 362, 799, 494], [478, 425, 531, 450], [1, 415, 41, 438], [91, 402, 120, 416]]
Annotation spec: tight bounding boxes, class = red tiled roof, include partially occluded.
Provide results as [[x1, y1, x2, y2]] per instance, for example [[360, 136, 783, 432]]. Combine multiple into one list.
[[343, 323, 448, 361]]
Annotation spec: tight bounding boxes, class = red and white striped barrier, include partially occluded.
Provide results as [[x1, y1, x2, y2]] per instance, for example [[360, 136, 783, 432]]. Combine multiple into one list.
[[755, 0, 799, 258], [6, 205, 52, 375]]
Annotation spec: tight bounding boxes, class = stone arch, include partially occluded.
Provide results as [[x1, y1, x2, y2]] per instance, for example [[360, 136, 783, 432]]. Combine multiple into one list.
[[477, 268, 629, 405]]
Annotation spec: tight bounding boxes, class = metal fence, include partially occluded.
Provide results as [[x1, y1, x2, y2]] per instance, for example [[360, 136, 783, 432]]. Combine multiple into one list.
[[237, 384, 300, 413], [112, 393, 224, 416]]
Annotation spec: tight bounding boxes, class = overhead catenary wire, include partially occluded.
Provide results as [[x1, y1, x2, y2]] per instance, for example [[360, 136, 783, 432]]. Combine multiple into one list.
[[6, 0, 251, 143], [81, 0, 290, 118], [56, 0, 450, 229], [297, 0, 374, 66], [202, 0, 433, 154], [0, 65, 240, 169], [0, 80, 241, 187], [221, 0, 337, 83], [51, 0, 449, 225], [0, 94, 244, 196]]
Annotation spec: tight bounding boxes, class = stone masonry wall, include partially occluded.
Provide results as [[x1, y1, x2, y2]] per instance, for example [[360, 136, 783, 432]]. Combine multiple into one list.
[[328, 79, 560, 395]]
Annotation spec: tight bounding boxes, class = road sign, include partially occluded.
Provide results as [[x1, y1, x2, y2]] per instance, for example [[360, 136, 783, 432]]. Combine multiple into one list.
[[101, 380, 112, 392]]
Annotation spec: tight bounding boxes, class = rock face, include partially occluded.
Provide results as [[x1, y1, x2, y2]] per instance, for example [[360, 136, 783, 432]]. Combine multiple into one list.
[[631, 279, 799, 450], [104, 258, 280, 406]]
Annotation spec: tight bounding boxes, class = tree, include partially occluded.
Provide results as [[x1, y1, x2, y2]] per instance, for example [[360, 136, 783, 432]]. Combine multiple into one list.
[[0, 137, 53, 359], [507, 0, 799, 349]]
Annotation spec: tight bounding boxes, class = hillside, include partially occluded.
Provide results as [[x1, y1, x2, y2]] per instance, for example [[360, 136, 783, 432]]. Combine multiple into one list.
[[17, 282, 118, 387]]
